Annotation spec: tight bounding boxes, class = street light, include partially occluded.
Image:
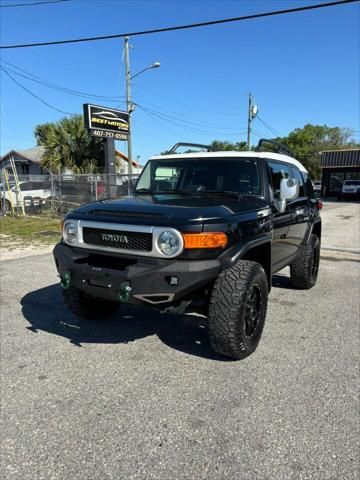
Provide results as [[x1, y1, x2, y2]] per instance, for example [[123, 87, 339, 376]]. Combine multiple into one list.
[[125, 36, 160, 175], [130, 62, 161, 81]]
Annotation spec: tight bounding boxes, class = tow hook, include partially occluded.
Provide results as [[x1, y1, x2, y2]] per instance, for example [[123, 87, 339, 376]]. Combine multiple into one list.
[[60, 271, 71, 289], [119, 282, 132, 303]]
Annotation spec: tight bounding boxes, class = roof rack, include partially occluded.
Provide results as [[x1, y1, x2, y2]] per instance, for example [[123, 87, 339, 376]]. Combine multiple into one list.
[[167, 142, 213, 154], [256, 138, 293, 157]]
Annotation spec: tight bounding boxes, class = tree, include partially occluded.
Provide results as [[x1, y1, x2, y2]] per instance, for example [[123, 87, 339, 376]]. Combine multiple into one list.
[[160, 140, 247, 155], [34, 122, 53, 146], [210, 140, 247, 151], [274, 124, 358, 178], [35, 115, 104, 173]]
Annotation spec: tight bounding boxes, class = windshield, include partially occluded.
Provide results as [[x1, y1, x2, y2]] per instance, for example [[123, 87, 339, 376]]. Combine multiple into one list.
[[135, 157, 261, 195], [344, 180, 360, 186]]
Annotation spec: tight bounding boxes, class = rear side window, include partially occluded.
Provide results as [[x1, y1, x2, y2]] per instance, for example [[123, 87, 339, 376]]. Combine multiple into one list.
[[30, 183, 43, 190], [344, 180, 360, 186], [267, 161, 292, 200], [302, 172, 315, 197], [20, 182, 31, 191], [290, 166, 305, 197]]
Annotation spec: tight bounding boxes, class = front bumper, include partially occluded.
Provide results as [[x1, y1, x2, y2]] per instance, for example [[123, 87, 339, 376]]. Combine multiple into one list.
[[53, 243, 221, 307]]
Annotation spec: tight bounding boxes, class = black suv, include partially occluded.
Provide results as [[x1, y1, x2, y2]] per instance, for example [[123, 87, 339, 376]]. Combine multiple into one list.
[[54, 141, 321, 359]]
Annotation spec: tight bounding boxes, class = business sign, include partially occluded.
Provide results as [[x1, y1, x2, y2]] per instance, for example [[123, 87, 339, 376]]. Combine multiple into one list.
[[83, 104, 129, 140]]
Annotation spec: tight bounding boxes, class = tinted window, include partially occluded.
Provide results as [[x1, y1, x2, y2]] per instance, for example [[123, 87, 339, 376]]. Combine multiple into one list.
[[20, 182, 31, 191], [344, 180, 360, 186], [31, 182, 46, 190], [302, 172, 315, 197], [267, 161, 292, 201], [291, 166, 305, 197], [136, 158, 261, 195]]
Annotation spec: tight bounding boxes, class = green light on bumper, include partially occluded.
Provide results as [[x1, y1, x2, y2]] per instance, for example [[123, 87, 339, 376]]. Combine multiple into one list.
[[119, 282, 132, 302], [60, 271, 71, 289]]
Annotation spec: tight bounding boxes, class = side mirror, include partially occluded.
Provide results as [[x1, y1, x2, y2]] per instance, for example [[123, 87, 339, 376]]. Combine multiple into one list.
[[280, 178, 299, 202], [275, 198, 287, 213]]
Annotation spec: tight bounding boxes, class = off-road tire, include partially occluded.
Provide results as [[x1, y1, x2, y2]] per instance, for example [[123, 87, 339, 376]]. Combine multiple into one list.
[[62, 285, 119, 320], [208, 260, 268, 360], [290, 234, 320, 289]]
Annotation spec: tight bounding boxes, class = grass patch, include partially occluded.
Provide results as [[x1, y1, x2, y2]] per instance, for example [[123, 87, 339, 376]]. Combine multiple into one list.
[[0, 215, 61, 248]]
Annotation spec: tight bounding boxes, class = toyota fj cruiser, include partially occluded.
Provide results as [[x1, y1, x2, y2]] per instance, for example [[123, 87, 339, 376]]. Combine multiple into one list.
[[54, 140, 322, 359]]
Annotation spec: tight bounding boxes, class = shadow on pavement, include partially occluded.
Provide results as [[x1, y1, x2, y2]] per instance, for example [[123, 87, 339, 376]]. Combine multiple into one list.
[[21, 284, 231, 361], [271, 273, 293, 289]]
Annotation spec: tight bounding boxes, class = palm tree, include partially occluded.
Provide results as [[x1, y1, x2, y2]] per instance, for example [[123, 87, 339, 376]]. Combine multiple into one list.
[[35, 115, 104, 173]]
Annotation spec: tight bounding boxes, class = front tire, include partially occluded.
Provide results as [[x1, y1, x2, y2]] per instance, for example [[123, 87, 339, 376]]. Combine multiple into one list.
[[290, 234, 320, 289], [62, 285, 120, 320], [208, 260, 268, 360]]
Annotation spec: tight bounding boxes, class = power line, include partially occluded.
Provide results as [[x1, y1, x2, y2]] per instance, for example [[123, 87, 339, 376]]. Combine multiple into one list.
[[0, 0, 70, 8], [256, 115, 283, 137], [133, 83, 240, 117], [1, 67, 75, 115], [140, 107, 190, 142], [0, 63, 247, 135], [0, 60, 126, 101], [251, 128, 269, 139], [134, 100, 248, 132], [137, 104, 247, 137], [1, 0, 357, 49], [1, 60, 247, 133]]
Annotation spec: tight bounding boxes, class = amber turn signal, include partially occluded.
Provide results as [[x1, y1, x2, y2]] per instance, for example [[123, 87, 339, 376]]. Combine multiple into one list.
[[182, 232, 228, 249]]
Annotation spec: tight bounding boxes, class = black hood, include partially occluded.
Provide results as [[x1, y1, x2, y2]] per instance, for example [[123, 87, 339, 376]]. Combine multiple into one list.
[[71, 194, 270, 225]]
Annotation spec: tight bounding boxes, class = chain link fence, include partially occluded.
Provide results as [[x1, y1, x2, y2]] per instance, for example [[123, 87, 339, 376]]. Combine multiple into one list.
[[0, 173, 140, 217]]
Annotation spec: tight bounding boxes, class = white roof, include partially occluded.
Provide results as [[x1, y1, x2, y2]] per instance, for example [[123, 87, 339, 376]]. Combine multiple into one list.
[[150, 151, 308, 173]]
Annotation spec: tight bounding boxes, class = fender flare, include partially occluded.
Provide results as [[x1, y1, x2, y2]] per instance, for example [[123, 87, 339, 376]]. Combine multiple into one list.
[[218, 234, 272, 289], [305, 217, 322, 244]]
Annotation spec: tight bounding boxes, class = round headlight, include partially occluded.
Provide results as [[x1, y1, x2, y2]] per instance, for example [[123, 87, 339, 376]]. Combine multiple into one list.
[[157, 230, 181, 256], [63, 221, 77, 243]]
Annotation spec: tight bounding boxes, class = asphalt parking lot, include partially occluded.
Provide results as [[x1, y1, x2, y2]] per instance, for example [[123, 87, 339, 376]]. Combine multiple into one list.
[[1, 201, 359, 480]]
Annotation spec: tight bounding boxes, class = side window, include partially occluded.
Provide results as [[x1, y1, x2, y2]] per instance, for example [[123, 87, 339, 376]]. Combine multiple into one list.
[[267, 161, 292, 201], [152, 166, 180, 191], [302, 172, 315, 198], [291, 167, 305, 197], [20, 182, 31, 191]]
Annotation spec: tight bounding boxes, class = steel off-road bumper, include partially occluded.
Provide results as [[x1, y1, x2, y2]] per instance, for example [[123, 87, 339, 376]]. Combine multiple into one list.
[[53, 243, 221, 307]]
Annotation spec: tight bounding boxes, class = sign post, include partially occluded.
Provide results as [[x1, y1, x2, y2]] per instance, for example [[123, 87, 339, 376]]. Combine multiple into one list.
[[103, 137, 116, 198], [83, 104, 130, 198]]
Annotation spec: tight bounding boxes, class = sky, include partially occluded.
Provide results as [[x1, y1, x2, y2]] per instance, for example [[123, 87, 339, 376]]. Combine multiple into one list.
[[0, 0, 359, 163]]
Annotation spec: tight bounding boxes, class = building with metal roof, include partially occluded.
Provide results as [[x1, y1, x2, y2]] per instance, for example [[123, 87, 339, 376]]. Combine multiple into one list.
[[320, 149, 360, 197], [0, 146, 45, 175]]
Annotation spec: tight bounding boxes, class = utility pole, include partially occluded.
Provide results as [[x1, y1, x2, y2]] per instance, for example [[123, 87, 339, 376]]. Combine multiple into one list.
[[124, 37, 160, 176], [104, 137, 116, 198], [124, 36, 133, 176], [247, 93, 252, 149], [247, 93, 258, 149]]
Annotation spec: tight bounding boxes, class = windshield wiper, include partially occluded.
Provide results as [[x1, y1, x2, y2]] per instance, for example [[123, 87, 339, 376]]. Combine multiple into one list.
[[135, 188, 154, 194]]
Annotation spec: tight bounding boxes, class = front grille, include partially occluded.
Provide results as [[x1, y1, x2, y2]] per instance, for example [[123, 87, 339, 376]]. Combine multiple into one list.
[[82, 227, 152, 252]]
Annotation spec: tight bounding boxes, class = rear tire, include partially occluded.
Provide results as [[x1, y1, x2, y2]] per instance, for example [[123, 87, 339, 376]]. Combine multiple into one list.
[[290, 234, 320, 289], [62, 285, 120, 320], [208, 260, 268, 360]]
